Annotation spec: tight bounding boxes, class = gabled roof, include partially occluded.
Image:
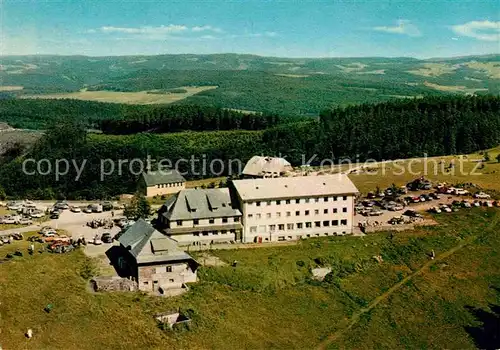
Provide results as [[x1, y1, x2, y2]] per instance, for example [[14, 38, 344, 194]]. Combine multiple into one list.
[[242, 156, 293, 176], [118, 219, 196, 265], [232, 174, 359, 201], [161, 188, 241, 221], [142, 170, 186, 187]]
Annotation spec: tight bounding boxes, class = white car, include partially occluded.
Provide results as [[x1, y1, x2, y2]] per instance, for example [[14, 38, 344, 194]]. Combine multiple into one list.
[[485, 201, 493, 208], [474, 192, 491, 199], [83, 207, 93, 214], [71, 206, 82, 213], [44, 232, 57, 237], [454, 189, 469, 195], [7, 204, 22, 211], [1, 216, 16, 224], [30, 211, 44, 219]]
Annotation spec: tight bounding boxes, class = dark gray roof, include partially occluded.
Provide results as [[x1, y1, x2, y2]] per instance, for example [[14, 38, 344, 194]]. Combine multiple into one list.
[[142, 170, 186, 187], [118, 219, 196, 265], [161, 188, 242, 221]]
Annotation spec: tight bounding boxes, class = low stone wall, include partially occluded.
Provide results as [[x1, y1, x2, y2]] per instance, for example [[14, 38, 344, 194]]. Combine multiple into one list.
[[90, 276, 138, 292]]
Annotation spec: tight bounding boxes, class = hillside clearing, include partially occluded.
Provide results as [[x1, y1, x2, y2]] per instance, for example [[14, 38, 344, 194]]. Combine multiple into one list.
[[1, 209, 498, 349], [0, 85, 24, 91], [407, 63, 457, 77], [19, 86, 218, 105]]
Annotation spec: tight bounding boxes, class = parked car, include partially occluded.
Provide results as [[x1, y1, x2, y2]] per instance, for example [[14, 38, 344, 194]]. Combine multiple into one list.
[[484, 201, 493, 208], [71, 206, 82, 213], [30, 210, 44, 219], [93, 236, 103, 245], [91, 204, 103, 213], [472, 200, 481, 207], [102, 202, 113, 211], [101, 232, 113, 243], [50, 212, 60, 219], [439, 205, 452, 213], [389, 216, 405, 225], [454, 188, 469, 196], [403, 209, 422, 218], [428, 206, 442, 214], [474, 192, 491, 199], [1, 216, 16, 224], [19, 218, 33, 225], [462, 200, 472, 208], [54, 201, 69, 210], [369, 210, 384, 216]]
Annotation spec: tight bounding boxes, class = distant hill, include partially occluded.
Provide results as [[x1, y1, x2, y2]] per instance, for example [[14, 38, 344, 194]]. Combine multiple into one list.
[[1, 54, 499, 115]]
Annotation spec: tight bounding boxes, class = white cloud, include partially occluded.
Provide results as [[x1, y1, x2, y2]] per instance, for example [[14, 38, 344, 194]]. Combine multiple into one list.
[[192, 25, 223, 33], [373, 20, 421, 37], [451, 20, 500, 42], [99, 24, 187, 35]]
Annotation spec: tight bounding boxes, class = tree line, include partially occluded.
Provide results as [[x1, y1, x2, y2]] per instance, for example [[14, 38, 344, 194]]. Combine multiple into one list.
[[0, 95, 498, 200]]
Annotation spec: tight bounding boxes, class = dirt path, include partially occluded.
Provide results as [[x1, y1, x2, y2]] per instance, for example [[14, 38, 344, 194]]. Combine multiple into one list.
[[317, 213, 499, 350]]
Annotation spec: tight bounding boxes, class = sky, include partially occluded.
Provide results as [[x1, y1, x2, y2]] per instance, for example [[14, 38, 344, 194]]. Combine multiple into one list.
[[1, 0, 499, 58]]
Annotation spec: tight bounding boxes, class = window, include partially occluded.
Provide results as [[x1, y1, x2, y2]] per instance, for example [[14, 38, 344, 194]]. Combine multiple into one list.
[[297, 223, 303, 229], [166, 266, 172, 272], [144, 281, 149, 285], [324, 197, 329, 202], [267, 201, 272, 206], [305, 198, 310, 204], [222, 217, 228, 223], [324, 209, 328, 214], [276, 212, 281, 218], [256, 213, 261, 219], [323, 220, 330, 227], [295, 199, 300, 204], [278, 224, 285, 231], [221, 230, 227, 235], [343, 207, 347, 213], [341, 219, 347, 226], [193, 219, 199, 225], [314, 209, 319, 215], [209, 218, 215, 224], [286, 211, 291, 217], [315, 221, 321, 227], [266, 213, 272, 219], [256, 201, 261, 207], [250, 226, 257, 233], [305, 210, 310, 216], [333, 208, 338, 213], [286, 199, 291, 204], [334, 196, 338, 201], [276, 200, 281, 205], [169, 279, 174, 283], [296, 211, 300, 216], [306, 222, 312, 228], [248, 214, 253, 218], [343, 196, 347, 200], [269, 224, 276, 231], [315, 198, 319, 203], [202, 231, 209, 236], [157, 185, 160, 189], [248, 201, 253, 205], [234, 217, 240, 222], [287, 223, 294, 230], [230, 229, 236, 233], [332, 220, 339, 226], [193, 232, 200, 236], [176, 220, 183, 226]]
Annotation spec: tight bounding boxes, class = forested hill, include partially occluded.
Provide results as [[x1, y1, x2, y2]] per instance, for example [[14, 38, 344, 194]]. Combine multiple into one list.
[[1, 54, 499, 115], [0, 95, 498, 199]]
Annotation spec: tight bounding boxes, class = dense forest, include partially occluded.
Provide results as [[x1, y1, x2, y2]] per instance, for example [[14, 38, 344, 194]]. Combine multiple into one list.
[[0, 95, 498, 199], [98, 105, 304, 134], [0, 99, 305, 132]]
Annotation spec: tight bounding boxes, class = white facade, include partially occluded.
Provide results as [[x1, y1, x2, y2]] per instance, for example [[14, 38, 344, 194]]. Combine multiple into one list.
[[232, 175, 359, 243], [239, 194, 355, 243]]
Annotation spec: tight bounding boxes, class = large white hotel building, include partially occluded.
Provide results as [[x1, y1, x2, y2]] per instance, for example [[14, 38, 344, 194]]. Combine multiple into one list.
[[232, 174, 359, 243]]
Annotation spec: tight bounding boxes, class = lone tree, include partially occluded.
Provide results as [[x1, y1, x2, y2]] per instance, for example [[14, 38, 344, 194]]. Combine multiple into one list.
[[124, 192, 151, 220]]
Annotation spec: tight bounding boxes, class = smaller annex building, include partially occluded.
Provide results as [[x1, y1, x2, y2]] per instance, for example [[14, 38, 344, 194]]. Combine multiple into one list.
[[139, 170, 186, 197], [242, 156, 293, 178], [116, 219, 199, 294], [157, 188, 242, 246]]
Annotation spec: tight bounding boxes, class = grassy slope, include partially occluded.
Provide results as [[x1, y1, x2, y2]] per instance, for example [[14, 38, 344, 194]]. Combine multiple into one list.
[[1, 209, 499, 349], [349, 146, 500, 194]]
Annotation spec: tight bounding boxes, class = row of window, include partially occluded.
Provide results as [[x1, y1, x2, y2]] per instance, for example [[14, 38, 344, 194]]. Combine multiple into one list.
[[248, 207, 348, 219], [249, 219, 348, 233], [176, 217, 240, 226], [156, 182, 183, 188], [249, 196, 348, 206], [192, 229, 236, 236]]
